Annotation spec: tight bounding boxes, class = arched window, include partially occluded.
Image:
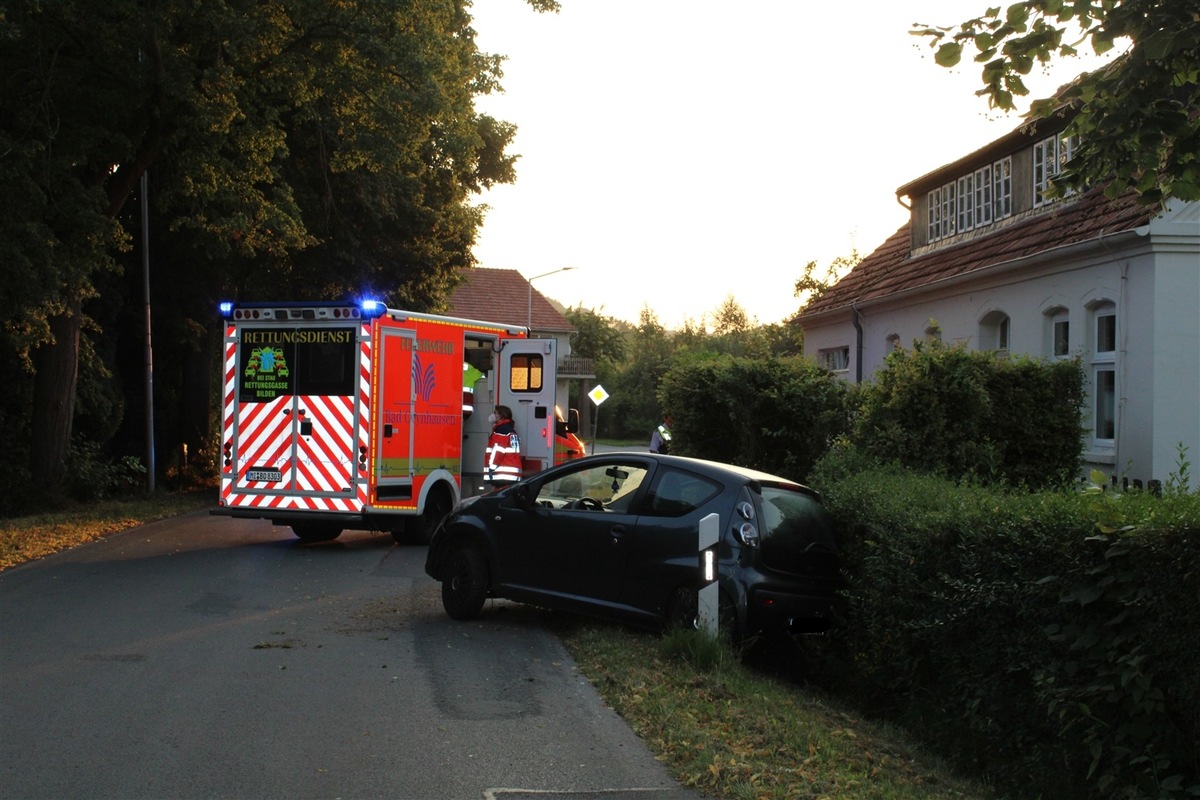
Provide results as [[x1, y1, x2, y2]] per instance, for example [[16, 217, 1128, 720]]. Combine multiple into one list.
[[979, 310, 1011, 353], [1044, 307, 1070, 358]]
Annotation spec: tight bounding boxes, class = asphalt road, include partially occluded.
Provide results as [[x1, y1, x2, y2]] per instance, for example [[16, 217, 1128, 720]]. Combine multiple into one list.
[[0, 511, 700, 800]]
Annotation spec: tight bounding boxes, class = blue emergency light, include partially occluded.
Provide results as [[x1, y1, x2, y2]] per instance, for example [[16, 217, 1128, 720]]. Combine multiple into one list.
[[359, 299, 387, 318], [218, 301, 234, 318]]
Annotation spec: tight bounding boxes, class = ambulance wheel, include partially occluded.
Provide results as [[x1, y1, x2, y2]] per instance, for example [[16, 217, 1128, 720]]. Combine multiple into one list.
[[291, 524, 341, 543], [442, 546, 488, 620]]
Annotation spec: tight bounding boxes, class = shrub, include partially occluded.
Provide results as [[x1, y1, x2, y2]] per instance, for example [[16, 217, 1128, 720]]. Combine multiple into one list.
[[658, 355, 852, 481], [809, 462, 1200, 799], [851, 341, 1084, 490]]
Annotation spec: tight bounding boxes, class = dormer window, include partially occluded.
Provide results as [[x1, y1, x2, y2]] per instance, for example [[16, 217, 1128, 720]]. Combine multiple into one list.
[[927, 156, 1013, 243], [1034, 132, 1080, 206]]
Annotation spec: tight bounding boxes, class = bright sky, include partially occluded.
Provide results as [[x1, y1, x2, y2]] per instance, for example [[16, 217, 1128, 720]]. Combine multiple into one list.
[[468, 0, 1118, 330]]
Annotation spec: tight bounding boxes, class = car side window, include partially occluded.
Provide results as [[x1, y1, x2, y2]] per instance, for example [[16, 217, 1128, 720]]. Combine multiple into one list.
[[647, 469, 720, 517], [535, 462, 648, 512]]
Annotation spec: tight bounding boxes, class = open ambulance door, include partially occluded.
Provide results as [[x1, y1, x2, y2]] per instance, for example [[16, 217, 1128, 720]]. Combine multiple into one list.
[[373, 325, 416, 503], [498, 337, 558, 478]]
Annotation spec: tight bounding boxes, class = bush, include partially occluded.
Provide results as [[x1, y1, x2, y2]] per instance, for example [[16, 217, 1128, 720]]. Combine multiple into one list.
[[658, 355, 852, 481], [851, 341, 1084, 490], [808, 461, 1200, 799]]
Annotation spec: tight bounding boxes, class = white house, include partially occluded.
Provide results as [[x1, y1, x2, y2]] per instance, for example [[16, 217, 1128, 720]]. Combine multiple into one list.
[[797, 113, 1200, 491]]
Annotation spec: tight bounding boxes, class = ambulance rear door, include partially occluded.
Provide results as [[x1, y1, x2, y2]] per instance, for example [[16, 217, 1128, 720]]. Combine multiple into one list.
[[498, 337, 558, 476]]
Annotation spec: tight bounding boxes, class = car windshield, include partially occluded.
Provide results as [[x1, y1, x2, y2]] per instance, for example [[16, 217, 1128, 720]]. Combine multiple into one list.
[[536, 462, 649, 512]]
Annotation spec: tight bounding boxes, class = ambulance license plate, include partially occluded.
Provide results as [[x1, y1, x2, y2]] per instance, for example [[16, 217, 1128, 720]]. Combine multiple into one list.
[[246, 468, 283, 483]]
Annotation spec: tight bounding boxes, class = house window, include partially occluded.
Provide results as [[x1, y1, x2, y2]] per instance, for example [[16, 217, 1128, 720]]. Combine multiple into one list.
[[974, 164, 993, 227], [1091, 302, 1117, 443], [886, 333, 902, 351], [1047, 308, 1070, 358], [979, 311, 1011, 353], [992, 157, 1012, 219], [927, 182, 958, 242], [820, 347, 850, 372], [957, 173, 975, 232], [1034, 133, 1079, 207]]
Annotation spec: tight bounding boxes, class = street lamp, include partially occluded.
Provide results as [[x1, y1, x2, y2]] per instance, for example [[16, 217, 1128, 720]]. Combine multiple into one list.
[[527, 267, 577, 328]]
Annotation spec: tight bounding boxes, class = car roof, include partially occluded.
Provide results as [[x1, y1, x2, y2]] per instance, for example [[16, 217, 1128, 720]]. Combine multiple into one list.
[[577, 452, 807, 491]]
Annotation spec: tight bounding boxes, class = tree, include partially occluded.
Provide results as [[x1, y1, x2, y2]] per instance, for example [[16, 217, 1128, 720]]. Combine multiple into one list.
[[794, 249, 862, 312], [912, 1, 1200, 204], [0, 0, 546, 499]]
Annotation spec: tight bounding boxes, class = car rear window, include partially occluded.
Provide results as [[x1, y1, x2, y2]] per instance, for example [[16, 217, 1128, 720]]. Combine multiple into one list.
[[648, 470, 720, 517], [758, 485, 836, 547]]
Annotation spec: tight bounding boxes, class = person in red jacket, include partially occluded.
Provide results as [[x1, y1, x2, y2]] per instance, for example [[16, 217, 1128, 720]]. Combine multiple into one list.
[[484, 405, 522, 483]]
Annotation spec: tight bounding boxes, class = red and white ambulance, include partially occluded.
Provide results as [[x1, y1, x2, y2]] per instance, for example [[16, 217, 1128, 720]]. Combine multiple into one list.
[[213, 299, 584, 542]]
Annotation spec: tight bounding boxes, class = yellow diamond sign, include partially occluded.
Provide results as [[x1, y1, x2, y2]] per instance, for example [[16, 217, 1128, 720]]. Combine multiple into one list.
[[588, 384, 610, 406]]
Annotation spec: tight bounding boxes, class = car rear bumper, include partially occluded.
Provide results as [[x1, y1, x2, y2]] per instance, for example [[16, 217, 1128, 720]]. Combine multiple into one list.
[[747, 587, 835, 634]]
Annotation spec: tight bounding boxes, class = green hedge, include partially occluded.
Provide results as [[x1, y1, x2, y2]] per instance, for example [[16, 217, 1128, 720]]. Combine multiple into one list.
[[853, 342, 1085, 490], [657, 355, 853, 480], [810, 453, 1200, 799]]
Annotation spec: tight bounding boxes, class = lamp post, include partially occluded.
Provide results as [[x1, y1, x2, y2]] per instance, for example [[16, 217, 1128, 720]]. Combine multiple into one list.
[[526, 267, 577, 329]]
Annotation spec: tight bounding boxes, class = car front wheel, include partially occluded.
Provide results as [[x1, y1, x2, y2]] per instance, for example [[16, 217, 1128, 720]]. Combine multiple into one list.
[[441, 546, 488, 620]]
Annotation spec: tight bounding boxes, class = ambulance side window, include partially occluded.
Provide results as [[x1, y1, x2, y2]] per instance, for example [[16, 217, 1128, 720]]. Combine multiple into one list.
[[508, 354, 543, 392]]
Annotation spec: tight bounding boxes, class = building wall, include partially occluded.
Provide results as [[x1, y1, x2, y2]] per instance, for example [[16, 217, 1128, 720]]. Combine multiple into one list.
[[801, 226, 1199, 490]]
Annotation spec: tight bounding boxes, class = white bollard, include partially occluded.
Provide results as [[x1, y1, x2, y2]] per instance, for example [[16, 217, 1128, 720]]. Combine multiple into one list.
[[697, 512, 719, 637]]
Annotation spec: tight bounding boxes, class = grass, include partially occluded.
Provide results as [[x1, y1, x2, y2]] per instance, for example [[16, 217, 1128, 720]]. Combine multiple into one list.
[[0, 491, 212, 572], [1, 493, 999, 799], [557, 622, 997, 800]]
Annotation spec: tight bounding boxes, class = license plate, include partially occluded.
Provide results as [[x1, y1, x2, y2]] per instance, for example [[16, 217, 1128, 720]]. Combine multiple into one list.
[[246, 469, 283, 483]]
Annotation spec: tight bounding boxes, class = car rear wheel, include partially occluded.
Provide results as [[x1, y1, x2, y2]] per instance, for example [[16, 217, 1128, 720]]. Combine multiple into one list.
[[441, 546, 488, 620]]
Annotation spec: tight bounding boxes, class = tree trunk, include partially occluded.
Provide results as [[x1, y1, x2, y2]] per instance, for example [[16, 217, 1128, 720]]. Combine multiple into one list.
[[30, 303, 82, 490]]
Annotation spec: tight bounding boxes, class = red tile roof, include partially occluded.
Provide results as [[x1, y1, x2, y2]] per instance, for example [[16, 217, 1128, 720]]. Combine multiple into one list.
[[447, 268, 575, 334], [797, 186, 1156, 319]]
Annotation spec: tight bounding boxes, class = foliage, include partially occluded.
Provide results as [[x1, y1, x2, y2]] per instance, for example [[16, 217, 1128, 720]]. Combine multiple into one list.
[[0, 491, 211, 572], [0, 0, 543, 494], [808, 459, 1200, 799], [794, 248, 863, 312], [563, 305, 628, 370], [911, 0, 1200, 204], [658, 355, 853, 481], [851, 339, 1084, 489]]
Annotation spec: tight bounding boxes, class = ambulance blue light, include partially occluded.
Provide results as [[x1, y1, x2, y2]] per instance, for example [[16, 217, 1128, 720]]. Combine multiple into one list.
[[218, 301, 234, 318], [360, 299, 386, 318]]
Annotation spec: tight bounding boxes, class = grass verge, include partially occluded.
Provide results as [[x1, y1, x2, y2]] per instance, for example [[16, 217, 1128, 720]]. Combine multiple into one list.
[[0, 491, 212, 572], [2, 495, 998, 799], [557, 621, 997, 800]]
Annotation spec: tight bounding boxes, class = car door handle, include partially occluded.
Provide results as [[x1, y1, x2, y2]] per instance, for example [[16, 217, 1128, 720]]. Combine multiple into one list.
[[609, 524, 627, 542]]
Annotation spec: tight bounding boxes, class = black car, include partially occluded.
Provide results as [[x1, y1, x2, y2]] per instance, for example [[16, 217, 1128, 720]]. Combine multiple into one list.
[[424, 453, 840, 639]]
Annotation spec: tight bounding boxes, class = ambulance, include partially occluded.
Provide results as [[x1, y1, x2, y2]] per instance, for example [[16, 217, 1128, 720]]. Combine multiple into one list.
[[213, 299, 585, 543]]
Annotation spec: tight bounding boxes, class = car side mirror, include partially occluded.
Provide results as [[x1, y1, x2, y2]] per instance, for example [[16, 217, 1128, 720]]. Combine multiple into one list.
[[512, 484, 537, 509]]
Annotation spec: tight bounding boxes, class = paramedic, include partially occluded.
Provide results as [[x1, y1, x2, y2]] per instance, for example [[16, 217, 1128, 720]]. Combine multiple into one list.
[[485, 405, 522, 482], [649, 413, 672, 454]]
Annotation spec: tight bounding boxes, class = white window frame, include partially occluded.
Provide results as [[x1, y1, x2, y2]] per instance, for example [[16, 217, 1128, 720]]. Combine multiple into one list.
[[1049, 308, 1070, 359], [1091, 303, 1117, 445], [974, 164, 993, 227], [957, 173, 975, 232], [819, 346, 850, 373], [992, 157, 1012, 220]]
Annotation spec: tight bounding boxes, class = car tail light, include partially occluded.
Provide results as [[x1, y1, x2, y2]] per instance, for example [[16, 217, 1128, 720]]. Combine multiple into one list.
[[734, 496, 759, 547]]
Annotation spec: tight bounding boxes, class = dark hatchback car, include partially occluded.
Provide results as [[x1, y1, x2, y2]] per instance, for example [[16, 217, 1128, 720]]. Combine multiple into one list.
[[424, 453, 840, 639]]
